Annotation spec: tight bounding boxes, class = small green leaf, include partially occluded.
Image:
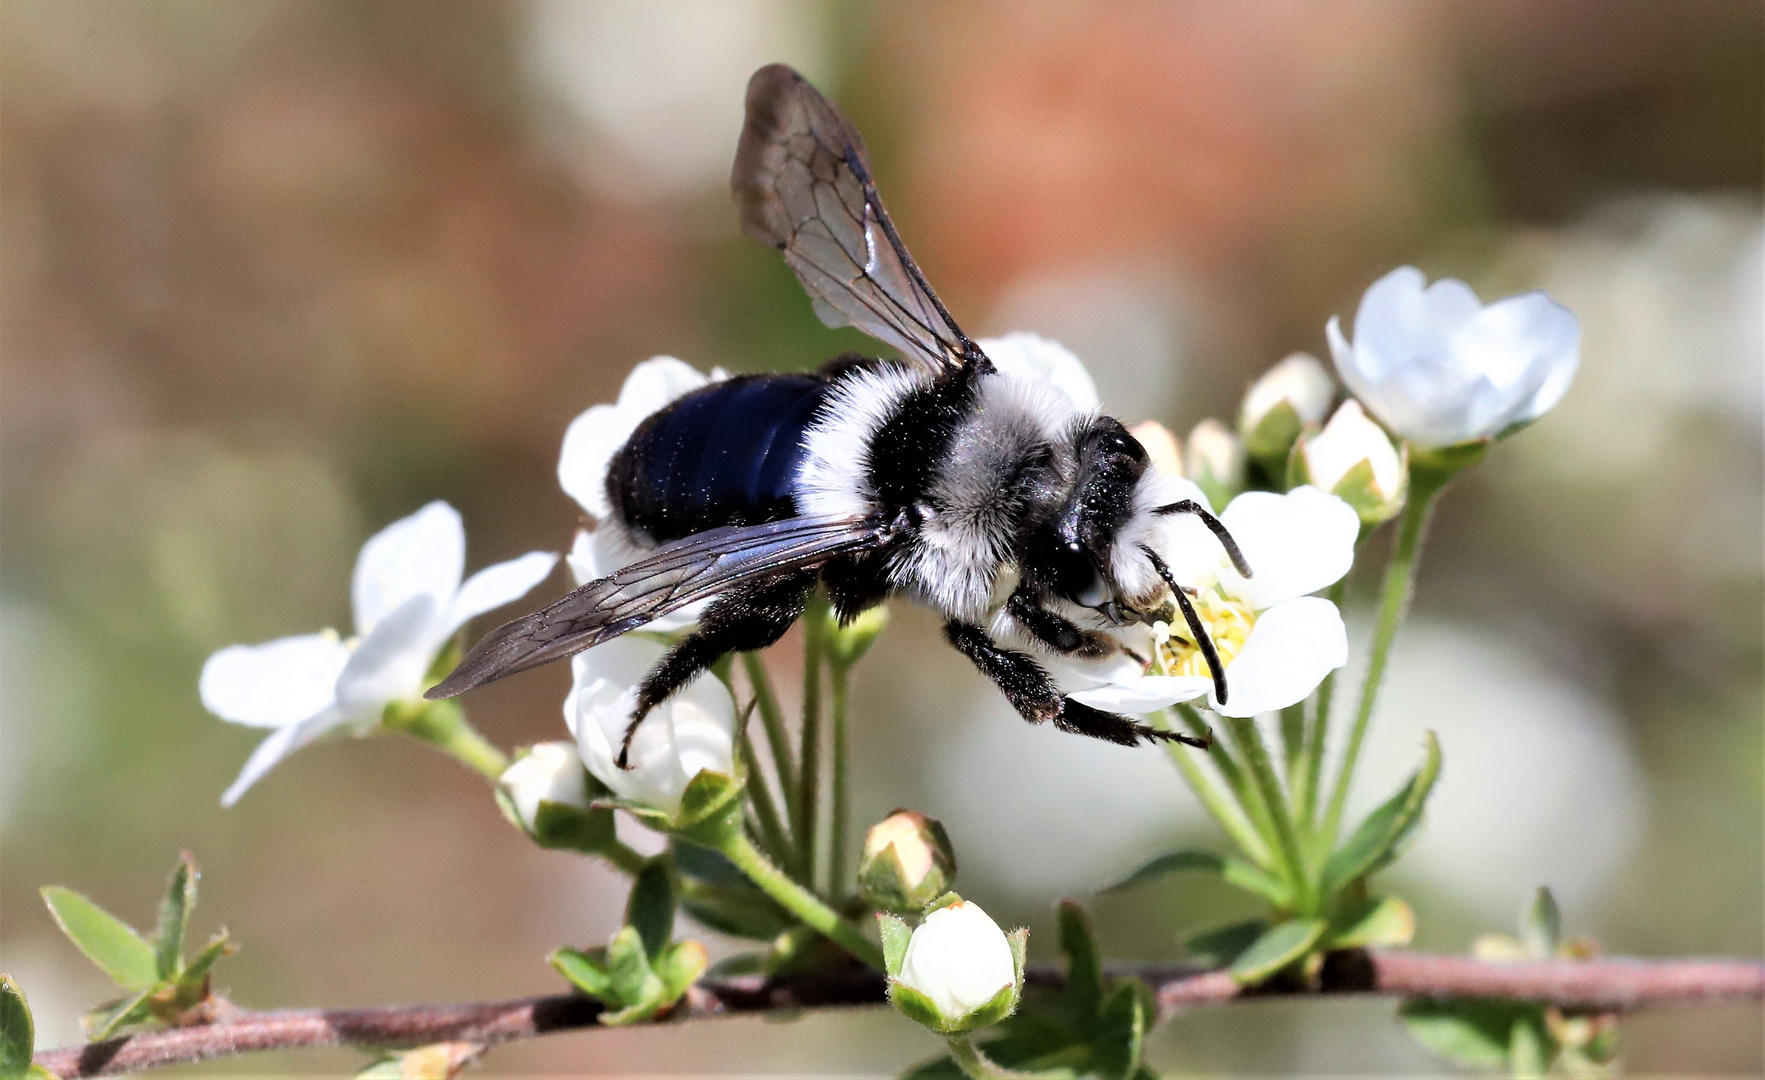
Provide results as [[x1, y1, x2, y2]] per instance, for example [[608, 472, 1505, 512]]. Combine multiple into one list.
[[1056, 901, 1102, 1012], [877, 914, 912, 978], [1508, 1013, 1553, 1079], [1182, 919, 1268, 967], [41, 888, 159, 991], [83, 990, 154, 1040], [1321, 731, 1440, 894], [1090, 980, 1152, 1080], [1324, 895, 1416, 950], [1220, 859, 1293, 907], [604, 927, 661, 1008], [625, 859, 675, 961], [153, 853, 198, 982], [1100, 850, 1224, 893], [1, 975, 35, 1080], [180, 930, 233, 986], [1227, 918, 1327, 985], [548, 947, 613, 1000], [1520, 887, 1561, 959], [653, 940, 708, 1002], [1399, 999, 1530, 1069]]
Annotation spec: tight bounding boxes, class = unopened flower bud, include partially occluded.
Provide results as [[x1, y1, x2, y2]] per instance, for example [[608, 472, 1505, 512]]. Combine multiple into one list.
[[859, 810, 956, 913], [1290, 400, 1407, 525], [498, 742, 612, 850], [1129, 420, 1184, 477], [825, 605, 890, 669], [1240, 352, 1335, 462], [886, 899, 1024, 1033], [1185, 419, 1245, 508]]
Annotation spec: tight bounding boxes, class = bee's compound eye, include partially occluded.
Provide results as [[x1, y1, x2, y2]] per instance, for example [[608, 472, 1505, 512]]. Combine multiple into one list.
[[1054, 540, 1109, 608]]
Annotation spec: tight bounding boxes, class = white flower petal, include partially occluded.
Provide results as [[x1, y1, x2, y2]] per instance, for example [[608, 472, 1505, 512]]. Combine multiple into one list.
[[199, 633, 350, 729], [568, 528, 708, 632], [500, 741, 590, 829], [1069, 674, 1212, 714], [617, 355, 710, 413], [334, 595, 439, 716], [898, 901, 1017, 1020], [447, 551, 558, 634], [558, 403, 639, 519], [1219, 487, 1358, 609], [1214, 596, 1347, 717], [352, 502, 464, 637], [219, 704, 345, 807], [978, 332, 1101, 413]]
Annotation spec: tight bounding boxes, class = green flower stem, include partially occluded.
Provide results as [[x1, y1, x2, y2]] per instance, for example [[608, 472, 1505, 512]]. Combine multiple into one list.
[[1299, 577, 1348, 833], [1224, 716, 1311, 910], [1322, 464, 1452, 845], [1175, 704, 1282, 861], [391, 698, 507, 779], [947, 1033, 1071, 1080], [739, 729, 795, 873], [741, 653, 799, 831], [798, 597, 828, 891], [1158, 711, 1273, 868], [716, 831, 883, 970], [829, 661, 852, 896]]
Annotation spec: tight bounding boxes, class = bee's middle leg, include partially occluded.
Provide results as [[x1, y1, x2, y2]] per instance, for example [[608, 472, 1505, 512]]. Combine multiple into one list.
[[618, 569, 816, 769]]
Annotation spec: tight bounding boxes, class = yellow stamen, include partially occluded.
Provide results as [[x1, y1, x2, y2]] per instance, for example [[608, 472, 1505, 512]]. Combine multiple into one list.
[[1155, 590, 1255, 680]]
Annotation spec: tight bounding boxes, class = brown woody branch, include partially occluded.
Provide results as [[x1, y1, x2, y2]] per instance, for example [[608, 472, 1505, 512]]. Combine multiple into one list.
[[35, 953, 1764, 1079]]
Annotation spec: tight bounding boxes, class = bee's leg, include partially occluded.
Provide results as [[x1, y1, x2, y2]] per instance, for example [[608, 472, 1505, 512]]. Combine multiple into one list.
[[618, 569, 816, 769], [943, 621, 1207, 750], [1002, 587, 1117, 659]]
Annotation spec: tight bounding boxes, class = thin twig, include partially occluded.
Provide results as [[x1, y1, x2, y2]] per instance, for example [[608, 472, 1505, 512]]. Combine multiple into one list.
[[34, 953, 1763, 1078]]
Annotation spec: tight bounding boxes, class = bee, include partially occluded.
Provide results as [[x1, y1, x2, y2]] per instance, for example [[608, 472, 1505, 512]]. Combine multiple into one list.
[[428, 64, 1249, 765]]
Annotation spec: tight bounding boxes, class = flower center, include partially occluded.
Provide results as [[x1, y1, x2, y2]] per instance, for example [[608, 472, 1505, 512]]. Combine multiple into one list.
[[1152, 590, 1256, 680]]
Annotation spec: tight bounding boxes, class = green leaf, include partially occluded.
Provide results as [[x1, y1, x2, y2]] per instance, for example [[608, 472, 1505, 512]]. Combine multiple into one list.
[[898, 1055, 968, 1080], [878, 914, 912, 978], [625, 859, 675, 961], [83, 990, 154, 1040], [672, 770, 746, 842], [41, 888, 159, 991], [1399, 999, 1530, 1069], [153, 853, 198, 981], [1321, 731, 1440, 895], [180, 930, 233, 986], [1056, 901, 1102, 1013], [1324, 895, 1416, 950], [1508, 1013, 1553, 1079], [1, 976, 35, 1080], [677, 881, 793, 941], [1182, 919, 1268, 967], [1227, 918, 1327, 985], [530, 800, 618, 854], [653, 940, 708, 1002], [1100, 850, 1224, 893], [1090, 980, 1152, 1080], [1220, 859, 1293, 907], [1520, 887, 1561, 959], [604, 927, 662, 1008], [548, 947, 613, 1001]]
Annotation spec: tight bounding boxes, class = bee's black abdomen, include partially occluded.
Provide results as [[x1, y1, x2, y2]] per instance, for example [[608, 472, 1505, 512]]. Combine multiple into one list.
[[608, 373, 835, 544]]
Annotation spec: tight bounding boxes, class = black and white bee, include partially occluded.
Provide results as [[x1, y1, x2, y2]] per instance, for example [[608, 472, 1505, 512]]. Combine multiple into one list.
[[427, 64, 1250, 764]]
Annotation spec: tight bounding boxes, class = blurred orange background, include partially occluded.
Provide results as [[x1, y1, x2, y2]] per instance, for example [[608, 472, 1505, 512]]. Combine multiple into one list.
[[2, 1, 1760, 1074]]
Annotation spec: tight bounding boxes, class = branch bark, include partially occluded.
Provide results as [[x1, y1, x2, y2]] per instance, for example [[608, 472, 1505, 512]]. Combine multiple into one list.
[[34, 953, 1763, 1079]]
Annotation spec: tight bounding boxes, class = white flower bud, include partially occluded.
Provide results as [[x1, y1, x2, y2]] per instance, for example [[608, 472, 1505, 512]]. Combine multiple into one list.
[[1296, 400, 1407, 525], [1240, 352, 1335, 460], [859, 810, 956, 913], [897, 901, 1018, 1023], [1128, 420, 1184, 477], [499, 742, 590, 832], [1185, 419, 1246, 507]]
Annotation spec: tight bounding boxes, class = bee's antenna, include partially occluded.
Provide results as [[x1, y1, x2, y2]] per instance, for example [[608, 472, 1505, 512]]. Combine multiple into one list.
[[1138, 543, 1229, 706], [1153, 499, 1253, 579]]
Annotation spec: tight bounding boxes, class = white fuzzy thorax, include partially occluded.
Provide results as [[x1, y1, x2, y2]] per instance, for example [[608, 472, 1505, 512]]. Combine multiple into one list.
[[795, 362, 927, 521]]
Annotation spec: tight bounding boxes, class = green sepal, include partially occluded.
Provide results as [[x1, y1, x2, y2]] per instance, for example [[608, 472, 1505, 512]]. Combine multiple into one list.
[[824, 605, 889, 669], [1508, 1012, 1553, 1079], [1056, 901, 1102, 1013], [1089, 979, 1154, 1080], [668, 770, 748, 846], [922, 891, 963, 916], [1, 975, 35, 1080], [1289, 441, 1407, 528], [625, 859, 675, 961], [955, 978, 1019, 1032], [1182, 919, 1268, 967], [533, 799, 618, 854], [1323, 895, 1416, 950], [1006, 927, 1028, 991], [1321, 731, 1441, 895], [41, 888, 158, 992], [1227, 918, 1327, 985], [548, 946, 614, 1001], [153, 853, 197, 982], [877, 913, 912, 978], [652, 940, 709, 1004], [82, 990, 154, 1041], [1243, 399, 1305, 464], [1409, 438, 1490, 477], [885, 980, 947, 1032], [1520, 887, 1561, 959]]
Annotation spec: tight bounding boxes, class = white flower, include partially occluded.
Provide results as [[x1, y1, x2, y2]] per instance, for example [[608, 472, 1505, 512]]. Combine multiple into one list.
[[1327, 266, 1580, 448], [557, 356, 725, 520], [565, 635, 736, 815], [499, 741, 591, 832], [1064, 482, 1357, 718], [977, 332, 1101, 413], [1296, 399, 1407, 525], [200, 502, 557, 806], [1184, 418, 1246, 506], [1239, 352, 1335, 459], [1129, 421, 1184, 478], [897, 901, 1018, 1023]]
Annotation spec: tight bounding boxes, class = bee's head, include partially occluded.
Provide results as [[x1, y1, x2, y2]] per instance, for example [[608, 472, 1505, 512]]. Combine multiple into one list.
[[1023, 417, 1149, 610]]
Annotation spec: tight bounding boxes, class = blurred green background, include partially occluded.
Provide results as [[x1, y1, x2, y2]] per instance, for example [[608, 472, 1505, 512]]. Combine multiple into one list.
[[2, 1, 1759, 1075]]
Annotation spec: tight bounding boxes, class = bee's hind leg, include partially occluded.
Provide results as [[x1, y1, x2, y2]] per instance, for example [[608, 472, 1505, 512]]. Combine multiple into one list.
[[617, 569, 817, 769]]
